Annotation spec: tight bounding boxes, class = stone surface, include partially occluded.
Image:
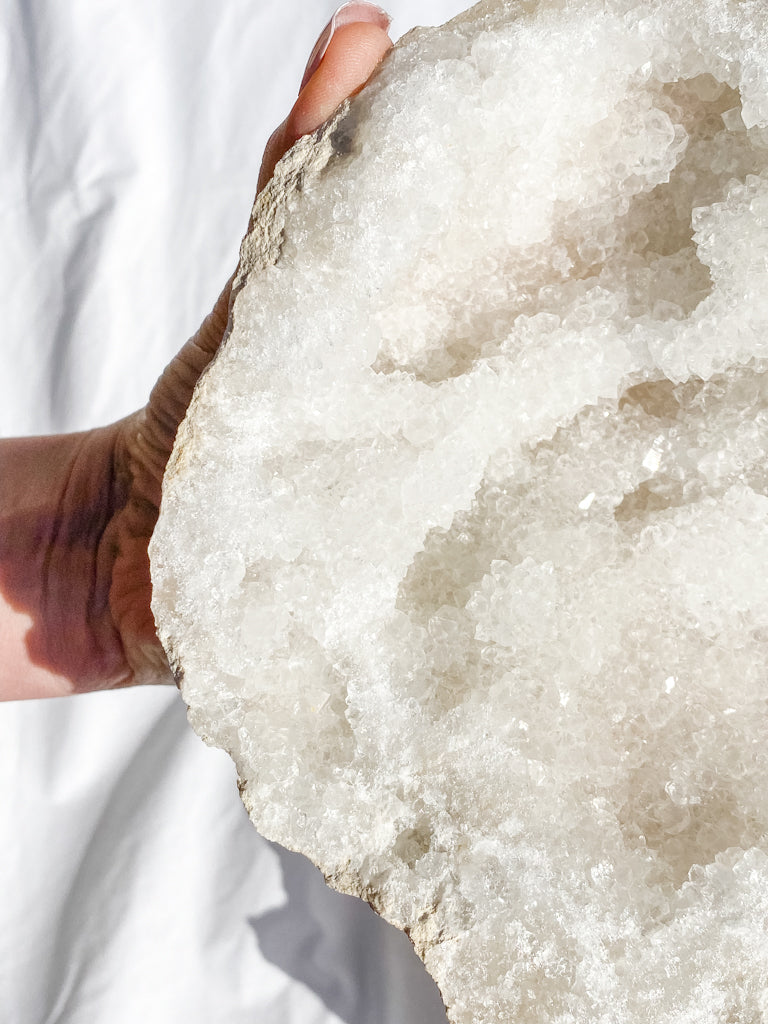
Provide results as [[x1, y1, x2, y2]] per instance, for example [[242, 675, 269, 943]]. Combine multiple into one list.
[[150, 0, 768, 1020]]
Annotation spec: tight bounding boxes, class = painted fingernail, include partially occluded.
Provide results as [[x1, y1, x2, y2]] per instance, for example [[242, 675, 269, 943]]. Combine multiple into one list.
[[300, 2, 392, 92]]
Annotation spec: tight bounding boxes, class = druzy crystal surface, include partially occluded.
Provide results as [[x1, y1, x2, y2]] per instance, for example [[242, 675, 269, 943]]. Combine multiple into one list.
[[150, 0, 768, 1019]]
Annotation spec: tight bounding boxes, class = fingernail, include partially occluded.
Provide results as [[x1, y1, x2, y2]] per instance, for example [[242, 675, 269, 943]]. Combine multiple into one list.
[[300, 2, 392, 92]]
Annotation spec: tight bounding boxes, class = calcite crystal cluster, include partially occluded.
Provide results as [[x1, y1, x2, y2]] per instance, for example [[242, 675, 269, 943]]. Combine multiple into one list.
[[151, 0, 768, 1019]]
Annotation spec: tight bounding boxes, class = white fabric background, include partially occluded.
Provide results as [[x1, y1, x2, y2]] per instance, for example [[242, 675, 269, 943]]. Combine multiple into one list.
[[0, 2, 468, 1021]]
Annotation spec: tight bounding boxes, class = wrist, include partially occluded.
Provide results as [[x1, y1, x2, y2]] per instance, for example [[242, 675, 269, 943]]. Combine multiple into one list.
[[0, 427, 130, 698]]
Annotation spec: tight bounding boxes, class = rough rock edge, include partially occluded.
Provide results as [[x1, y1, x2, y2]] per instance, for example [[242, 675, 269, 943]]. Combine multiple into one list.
[[241, 796, 453, 1015], [322, 861, 454, 986], [155, 102, 349, 686], [156, 89, 452, 1015]]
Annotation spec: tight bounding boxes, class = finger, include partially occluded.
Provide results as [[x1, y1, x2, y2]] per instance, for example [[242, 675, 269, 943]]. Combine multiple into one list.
[[257, 12, 393, 192], [299, 2, 392, 92], [291, 18, 393, 136]]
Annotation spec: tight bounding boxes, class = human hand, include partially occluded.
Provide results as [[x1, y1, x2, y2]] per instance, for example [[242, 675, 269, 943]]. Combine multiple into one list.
[[0, 3, 392, 699]]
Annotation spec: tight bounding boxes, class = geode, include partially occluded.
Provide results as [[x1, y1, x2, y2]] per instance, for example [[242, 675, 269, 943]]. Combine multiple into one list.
[[150, 0, 768, 1020]]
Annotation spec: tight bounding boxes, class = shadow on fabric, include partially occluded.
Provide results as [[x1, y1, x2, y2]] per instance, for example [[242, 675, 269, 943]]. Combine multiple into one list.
[[249, 842, 448, 1024]]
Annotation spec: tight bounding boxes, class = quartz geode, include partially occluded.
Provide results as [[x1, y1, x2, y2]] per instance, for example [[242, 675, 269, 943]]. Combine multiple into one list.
[[150, 0, 768, 1019]]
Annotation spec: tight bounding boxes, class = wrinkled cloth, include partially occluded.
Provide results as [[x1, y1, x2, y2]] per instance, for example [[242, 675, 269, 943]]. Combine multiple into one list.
[[0, 2, 465, 1020]]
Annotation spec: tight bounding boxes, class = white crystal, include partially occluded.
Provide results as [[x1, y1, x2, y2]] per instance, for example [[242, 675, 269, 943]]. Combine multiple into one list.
[[150, 0, 768, 1020]]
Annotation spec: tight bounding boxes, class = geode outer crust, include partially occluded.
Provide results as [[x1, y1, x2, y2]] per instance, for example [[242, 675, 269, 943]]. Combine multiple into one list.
[[151, 1, 768, 1021]]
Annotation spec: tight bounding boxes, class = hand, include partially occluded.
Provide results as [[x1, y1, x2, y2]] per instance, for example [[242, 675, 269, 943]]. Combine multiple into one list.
[[0, 4, 392, 699]]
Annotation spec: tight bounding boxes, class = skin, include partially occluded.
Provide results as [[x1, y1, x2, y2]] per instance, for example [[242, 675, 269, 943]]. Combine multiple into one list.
[[0, 18, 393, 700]]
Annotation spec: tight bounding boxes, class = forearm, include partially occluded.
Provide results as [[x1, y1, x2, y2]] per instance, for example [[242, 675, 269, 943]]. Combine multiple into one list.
[[0, 429, 128, 699]]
